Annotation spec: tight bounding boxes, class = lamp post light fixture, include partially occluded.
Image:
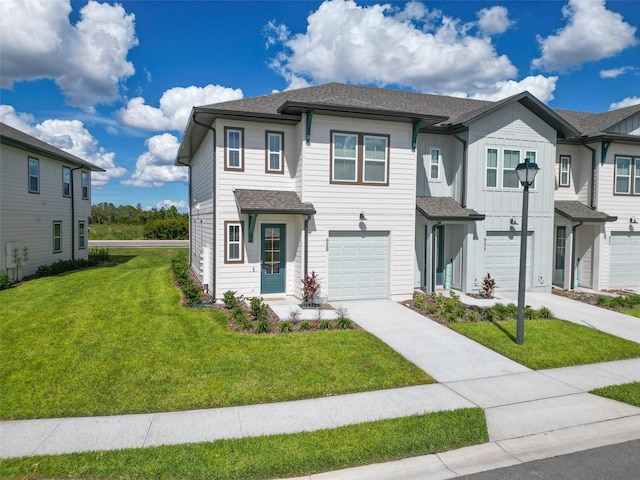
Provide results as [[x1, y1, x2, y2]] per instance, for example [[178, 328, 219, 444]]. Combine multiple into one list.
[[515, 159, 540, 345]]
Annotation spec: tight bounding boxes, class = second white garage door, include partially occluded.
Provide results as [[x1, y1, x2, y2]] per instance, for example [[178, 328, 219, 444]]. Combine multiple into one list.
[[328, 231, 389, 300], [484, 231, 532, 290], [610, 232, 640, 288]]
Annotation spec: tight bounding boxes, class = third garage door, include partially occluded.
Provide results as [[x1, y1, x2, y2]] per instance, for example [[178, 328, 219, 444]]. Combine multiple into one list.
[[328, 231, 389, 300]]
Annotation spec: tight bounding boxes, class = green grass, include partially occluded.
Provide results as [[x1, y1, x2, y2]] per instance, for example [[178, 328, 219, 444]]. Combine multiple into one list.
[[450, 320, 640, 370], [88, 224, 144, 240], [623, 309, 640, 318], [590, 382, 640, 407], [0, 248, 432, 420], [0, 408, 487, 480]]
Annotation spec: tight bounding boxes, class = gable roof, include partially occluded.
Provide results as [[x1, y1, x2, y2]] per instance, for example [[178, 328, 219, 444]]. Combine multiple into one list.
[[0, 122, 105, 172], [555, 103, 640, 137]]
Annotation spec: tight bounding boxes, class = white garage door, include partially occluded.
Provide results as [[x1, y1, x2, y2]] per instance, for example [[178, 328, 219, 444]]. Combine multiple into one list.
[[328, 231, 389, 300], [610, 232, 640, 288], [484, 231, 532, 290]]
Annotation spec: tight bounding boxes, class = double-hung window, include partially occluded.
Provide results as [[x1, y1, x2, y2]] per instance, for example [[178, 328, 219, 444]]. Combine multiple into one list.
[[225, 221, 244, 263], [486, 148, 537, 189], [225, 127, 244, 171], [78, 221, 86, 249], [502, 150, 520, 188], [28, 157, 39, 193], [428, 148, 440, 180], [265, 131, 284, 174], [53, 222, 62, 253], [559, 155, 571, 187], [81, 171, 89, 199], [486, 148, 498, 187], [331, 131, 389, 185], [635, 158, 640, 194], [63, 166, 71, 197], [615, 156, 632, 194]]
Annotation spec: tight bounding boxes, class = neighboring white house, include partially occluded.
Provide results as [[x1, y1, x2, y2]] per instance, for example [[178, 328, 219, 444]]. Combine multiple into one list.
[[0, 122, 105, 280], [175, 83, 639, 302]]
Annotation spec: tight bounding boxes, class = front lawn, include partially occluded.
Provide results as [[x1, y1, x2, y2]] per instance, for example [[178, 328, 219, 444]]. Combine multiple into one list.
[[591, 382, 640, 407], [451, 320, 640, 369], [0, 408, 487, 480], [623, 309, 640, 318], [0, 248, 431, 420]]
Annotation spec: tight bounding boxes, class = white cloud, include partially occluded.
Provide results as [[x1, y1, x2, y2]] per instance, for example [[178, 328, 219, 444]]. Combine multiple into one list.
[[467, 75, 558, 104], [122, 133, 186, 187], [600, 66, 636, 79], [477, 6, 513, 36], [268, 0, 518, 94], [609, 97, 640, 110], [0, 105, 126, 186], [0, 0, 137, 108], [154, 199, 188, 212], [532, 0, 638, 72], [116, 84, 243, 132]]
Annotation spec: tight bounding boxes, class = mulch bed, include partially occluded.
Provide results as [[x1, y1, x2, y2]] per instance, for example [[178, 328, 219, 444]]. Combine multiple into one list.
[[552, 288, 638, 312]]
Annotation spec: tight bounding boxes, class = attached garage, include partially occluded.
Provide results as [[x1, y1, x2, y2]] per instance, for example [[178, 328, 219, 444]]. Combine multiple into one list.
[[484, 231, 532, 290], [328, 231, 389, 300], [609, 232, 640, 288]]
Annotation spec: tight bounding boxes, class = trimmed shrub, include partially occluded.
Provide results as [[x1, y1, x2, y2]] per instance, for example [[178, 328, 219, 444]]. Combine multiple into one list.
[[143, 218, 188, 240], [223, 290, 240, 309], [0, 273, 13, 291], [36, 258, 93, 277]]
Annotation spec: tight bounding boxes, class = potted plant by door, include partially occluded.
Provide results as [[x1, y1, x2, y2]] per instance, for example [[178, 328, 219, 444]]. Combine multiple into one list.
[[301, 271, 321, 308]]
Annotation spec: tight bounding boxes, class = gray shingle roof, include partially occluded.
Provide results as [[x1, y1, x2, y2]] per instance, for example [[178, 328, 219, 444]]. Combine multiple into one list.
[[234, 189, 316, 215], [555, 201, 617, 222], [416, 197, 485, 221], [555, 104, 640, 136], [0, 122, 105, 172]]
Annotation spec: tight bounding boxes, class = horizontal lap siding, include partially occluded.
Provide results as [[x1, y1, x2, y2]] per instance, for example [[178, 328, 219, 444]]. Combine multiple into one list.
[[190, 130, 214, 286], [302, 115, 416, 300]]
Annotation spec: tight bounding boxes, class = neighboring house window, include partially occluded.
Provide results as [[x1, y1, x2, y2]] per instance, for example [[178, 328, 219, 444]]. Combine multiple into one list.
[[224, 221, 244, 263], [331, 131, 389, 185], [559, 155, 571, 187], [53, 222, 62, 253], [78, 221, 86, 249], [555, 226, 566, 269], [265, 131, 284, 174], [28, 157, 39, 193], [614, 156, 632, 194], [525, 150, 537, 189], [63, 166, 71, 197], [225, 127, 244, 171], [486, 148, 498, 187], [81, 171, 89, 199], [502, 150, 520, 188], [429, 148, 440, 180]]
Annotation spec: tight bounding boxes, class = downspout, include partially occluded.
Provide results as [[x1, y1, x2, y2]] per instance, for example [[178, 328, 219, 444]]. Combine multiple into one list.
[[70, 166, 82, 260], [431, 220, 441, 293], [582, 143, 597, 209], [453, 133, 468, 207], [304, 215, 310, 277], [570, 221, 583, 289]]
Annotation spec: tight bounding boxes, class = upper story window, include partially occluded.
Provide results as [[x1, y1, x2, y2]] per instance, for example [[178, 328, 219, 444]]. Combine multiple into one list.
[[53, 221, 62, 253], [428, 148, 440, 180], [225, 127, 244, 171], [614, 156, 640, 195], [28, 157, 39, 193], [224, 221, 244, 263], [81, 171, 89, 199], [486, 148, 537, 190], [265, 131, 284, 174], [331, 131, 389, 185], [63, 166, 71, 197], [559, 155, 571, 187]]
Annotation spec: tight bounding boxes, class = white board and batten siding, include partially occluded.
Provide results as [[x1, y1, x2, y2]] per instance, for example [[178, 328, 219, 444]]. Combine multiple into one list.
[[464, 102, 557, 292], [302, 115, 416, 301]]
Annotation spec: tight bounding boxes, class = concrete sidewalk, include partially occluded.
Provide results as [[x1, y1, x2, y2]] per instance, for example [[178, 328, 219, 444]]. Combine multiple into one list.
[[2, 296, 639, 480]]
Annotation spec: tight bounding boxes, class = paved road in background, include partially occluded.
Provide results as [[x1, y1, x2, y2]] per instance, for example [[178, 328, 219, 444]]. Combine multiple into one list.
[[458, 439, 640, 480], [89, 240, 189, 247]]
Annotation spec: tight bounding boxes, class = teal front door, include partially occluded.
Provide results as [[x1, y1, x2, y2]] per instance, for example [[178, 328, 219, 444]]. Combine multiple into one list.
[[261, 224, 286, 294]]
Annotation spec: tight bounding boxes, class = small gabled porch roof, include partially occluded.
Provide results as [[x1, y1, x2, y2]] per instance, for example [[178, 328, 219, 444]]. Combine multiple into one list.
[[416, 197, 485, 221], [554, 201, 617, 222]]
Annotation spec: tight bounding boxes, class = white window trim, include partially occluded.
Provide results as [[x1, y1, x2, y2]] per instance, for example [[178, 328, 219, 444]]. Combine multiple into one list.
[[29, 157, 39, 193], [635, 158, 640, 195], [559, 155, 571, 187], [485, 147, 538, 190], [332, 132, 358, 183], [225, 221, 244, 263], [266, 131, 283, 173], [614, 156, 632, 195], [428, 147, 440, 180], [53, 221, 62, 253], [363, 134, 388, 184], [485, 148, 498, 188]]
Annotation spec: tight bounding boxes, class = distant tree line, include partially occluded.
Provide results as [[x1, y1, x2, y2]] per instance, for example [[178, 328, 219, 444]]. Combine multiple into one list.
[[90, 203, 188, 240]]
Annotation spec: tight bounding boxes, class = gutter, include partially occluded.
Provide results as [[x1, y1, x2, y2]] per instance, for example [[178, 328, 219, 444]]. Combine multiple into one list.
[[453, 133, 468, 208], [582, 143, 597, 209]]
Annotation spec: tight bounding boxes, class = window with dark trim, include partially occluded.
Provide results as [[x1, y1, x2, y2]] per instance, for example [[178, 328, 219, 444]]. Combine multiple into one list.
[[29, 157, 39, 193], [330, 131, 389, 185], [81, 171, 89, 199], [555, 226, 566, 269], [78, 221, 86, 249], [224, 127, 244, 171], [559, 155, 571, 187], [63, 166, 71, 197], [265, 131, 284, 174], [224, 221, 244, 263], [613, 156, 640, 195], [53, 221, 62, 253]]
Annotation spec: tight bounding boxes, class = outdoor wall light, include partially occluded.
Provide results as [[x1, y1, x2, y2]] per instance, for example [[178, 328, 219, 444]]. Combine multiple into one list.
[[631, 217, 638, 224], [360, 211, 367, 221], [510, 217, 518, 225]]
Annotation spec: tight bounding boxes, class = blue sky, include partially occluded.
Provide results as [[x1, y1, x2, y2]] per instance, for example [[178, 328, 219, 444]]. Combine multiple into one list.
[[1, 0, 638, 212]]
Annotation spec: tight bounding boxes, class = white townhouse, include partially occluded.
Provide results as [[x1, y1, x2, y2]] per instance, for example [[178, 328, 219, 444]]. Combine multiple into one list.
[[0, 122, 105, 280], [176, 83, 639, 302]]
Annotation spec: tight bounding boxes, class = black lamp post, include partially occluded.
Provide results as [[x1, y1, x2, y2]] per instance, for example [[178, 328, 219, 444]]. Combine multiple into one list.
[[515, 159, 540, 345]]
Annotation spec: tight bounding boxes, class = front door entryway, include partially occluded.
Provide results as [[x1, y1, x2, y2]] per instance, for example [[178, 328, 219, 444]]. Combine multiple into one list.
[[261, 224, 286, 294], [435, 225, 445, 286]]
